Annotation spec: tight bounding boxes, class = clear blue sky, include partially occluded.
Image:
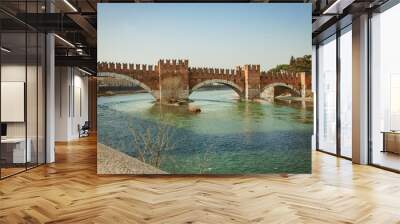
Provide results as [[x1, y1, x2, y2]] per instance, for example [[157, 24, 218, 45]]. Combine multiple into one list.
[[98, 3, 311, 71]]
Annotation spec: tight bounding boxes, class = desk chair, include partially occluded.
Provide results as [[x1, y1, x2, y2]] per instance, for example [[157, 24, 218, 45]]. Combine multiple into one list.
[[78, 121, 90, 138]]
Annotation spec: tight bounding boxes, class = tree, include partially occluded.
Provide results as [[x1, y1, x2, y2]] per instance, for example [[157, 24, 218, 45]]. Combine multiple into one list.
[[289, 56, 295, 66], [129, 120, 176, 168], [267, 55, 311, 73]]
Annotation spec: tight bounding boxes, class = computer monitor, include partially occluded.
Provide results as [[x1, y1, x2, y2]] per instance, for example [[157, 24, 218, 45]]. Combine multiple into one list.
[[1, 123, 7, 137]]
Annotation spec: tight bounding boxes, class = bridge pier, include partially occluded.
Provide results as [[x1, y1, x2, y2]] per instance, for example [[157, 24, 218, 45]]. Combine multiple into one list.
[[300, 72, 308, 98], [243, 65, 260, 100], [158, 59, 190, 103]]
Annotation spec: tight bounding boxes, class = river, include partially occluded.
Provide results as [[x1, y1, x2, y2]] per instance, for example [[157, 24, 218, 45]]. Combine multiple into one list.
[[98, 89, 313, 174]]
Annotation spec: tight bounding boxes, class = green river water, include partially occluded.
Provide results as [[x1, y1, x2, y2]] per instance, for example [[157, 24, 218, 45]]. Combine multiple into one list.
[[98, 89, 313, 174]]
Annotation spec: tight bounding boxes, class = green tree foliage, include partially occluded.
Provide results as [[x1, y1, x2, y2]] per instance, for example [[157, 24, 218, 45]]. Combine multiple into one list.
[[289, 56, 295, 66], [268, 55, 311, 73]]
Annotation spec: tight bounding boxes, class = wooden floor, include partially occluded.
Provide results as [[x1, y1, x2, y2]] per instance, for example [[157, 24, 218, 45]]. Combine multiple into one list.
[[0, 167, 26, 178], [1, 136, 400, 224], [373, 151, 400, 171]]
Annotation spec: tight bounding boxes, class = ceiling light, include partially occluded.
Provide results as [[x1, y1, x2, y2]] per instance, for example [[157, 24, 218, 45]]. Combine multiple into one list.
[[323, 0, 355, 15], [76, 48, 85, 55], [323, 0, 341, 14], [63, 0, 78, 12], [1, 47, 11, 53], [78, 67, 93, 76], [54, 34, 75, 48]]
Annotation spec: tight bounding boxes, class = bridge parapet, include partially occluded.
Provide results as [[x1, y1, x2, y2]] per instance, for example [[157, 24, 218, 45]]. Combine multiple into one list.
[[188, 67, 239, 75], [97, 62, 158, 75], [261, 72, 299, 79], [260, 72, 301, 85]]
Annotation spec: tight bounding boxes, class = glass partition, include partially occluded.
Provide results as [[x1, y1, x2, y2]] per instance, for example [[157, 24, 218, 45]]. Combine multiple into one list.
[[27, 31, 38, 169], [339, 26, 352, 158], [1, 31, 28, 177], [317, 35, 337, 154], [0, 1, 46, 179], [38, 32, 45, 165], [370, 4, 400, 171]]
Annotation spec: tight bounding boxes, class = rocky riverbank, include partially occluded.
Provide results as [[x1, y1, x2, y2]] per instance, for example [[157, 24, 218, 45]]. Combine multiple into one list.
[[97, 143, 167, 174]]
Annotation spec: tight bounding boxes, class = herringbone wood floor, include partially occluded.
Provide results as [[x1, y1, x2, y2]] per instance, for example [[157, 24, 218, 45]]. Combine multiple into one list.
[[1, 135, 400, 224]]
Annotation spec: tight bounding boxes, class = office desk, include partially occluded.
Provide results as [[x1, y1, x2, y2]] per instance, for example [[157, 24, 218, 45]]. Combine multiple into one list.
[[1, 138, 31, 163], [382, 131, 400, 154]]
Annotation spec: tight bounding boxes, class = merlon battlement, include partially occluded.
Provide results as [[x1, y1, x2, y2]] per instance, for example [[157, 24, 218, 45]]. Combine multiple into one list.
[[98, 61, 270, 76], [158, 59, 189, 67], [97, 62, 158, 72], [260, 71, 301, 80], [189, 67, 238, 75], [243, 64, 260, 72]]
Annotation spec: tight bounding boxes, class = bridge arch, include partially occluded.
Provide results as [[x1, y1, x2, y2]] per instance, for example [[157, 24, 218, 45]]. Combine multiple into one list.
[[261, 82, 301, 98], [189, 79, 244, 98], [97, 72, 159, 99]]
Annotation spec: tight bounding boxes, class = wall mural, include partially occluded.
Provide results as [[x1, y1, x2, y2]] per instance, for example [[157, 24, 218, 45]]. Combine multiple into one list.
[[97, 3, 313, 174]]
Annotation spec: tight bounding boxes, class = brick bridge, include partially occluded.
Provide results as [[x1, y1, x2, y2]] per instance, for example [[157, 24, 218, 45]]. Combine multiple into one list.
[[97, 59, 311, 103]]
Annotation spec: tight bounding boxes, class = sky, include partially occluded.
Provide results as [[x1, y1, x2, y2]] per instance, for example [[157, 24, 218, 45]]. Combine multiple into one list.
[[98, 3, 311, 71]]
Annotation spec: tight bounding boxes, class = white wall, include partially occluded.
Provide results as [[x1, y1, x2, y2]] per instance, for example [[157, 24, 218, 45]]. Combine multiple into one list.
[[1, 64, 26, 81], [1, 65, 41, 137], [55, 66, 70, 141], [55, 67, 89, 141], [1, 64, 26, 139], [71, 73, 89, 138], [1, 63, 46, 164]]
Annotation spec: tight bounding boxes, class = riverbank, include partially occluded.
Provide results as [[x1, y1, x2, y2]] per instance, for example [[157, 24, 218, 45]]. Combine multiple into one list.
[[254, 96, 313, 104], [97, 143, 167, 174], [97, 90, 147, 97], [275, 95, 313, 102]]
